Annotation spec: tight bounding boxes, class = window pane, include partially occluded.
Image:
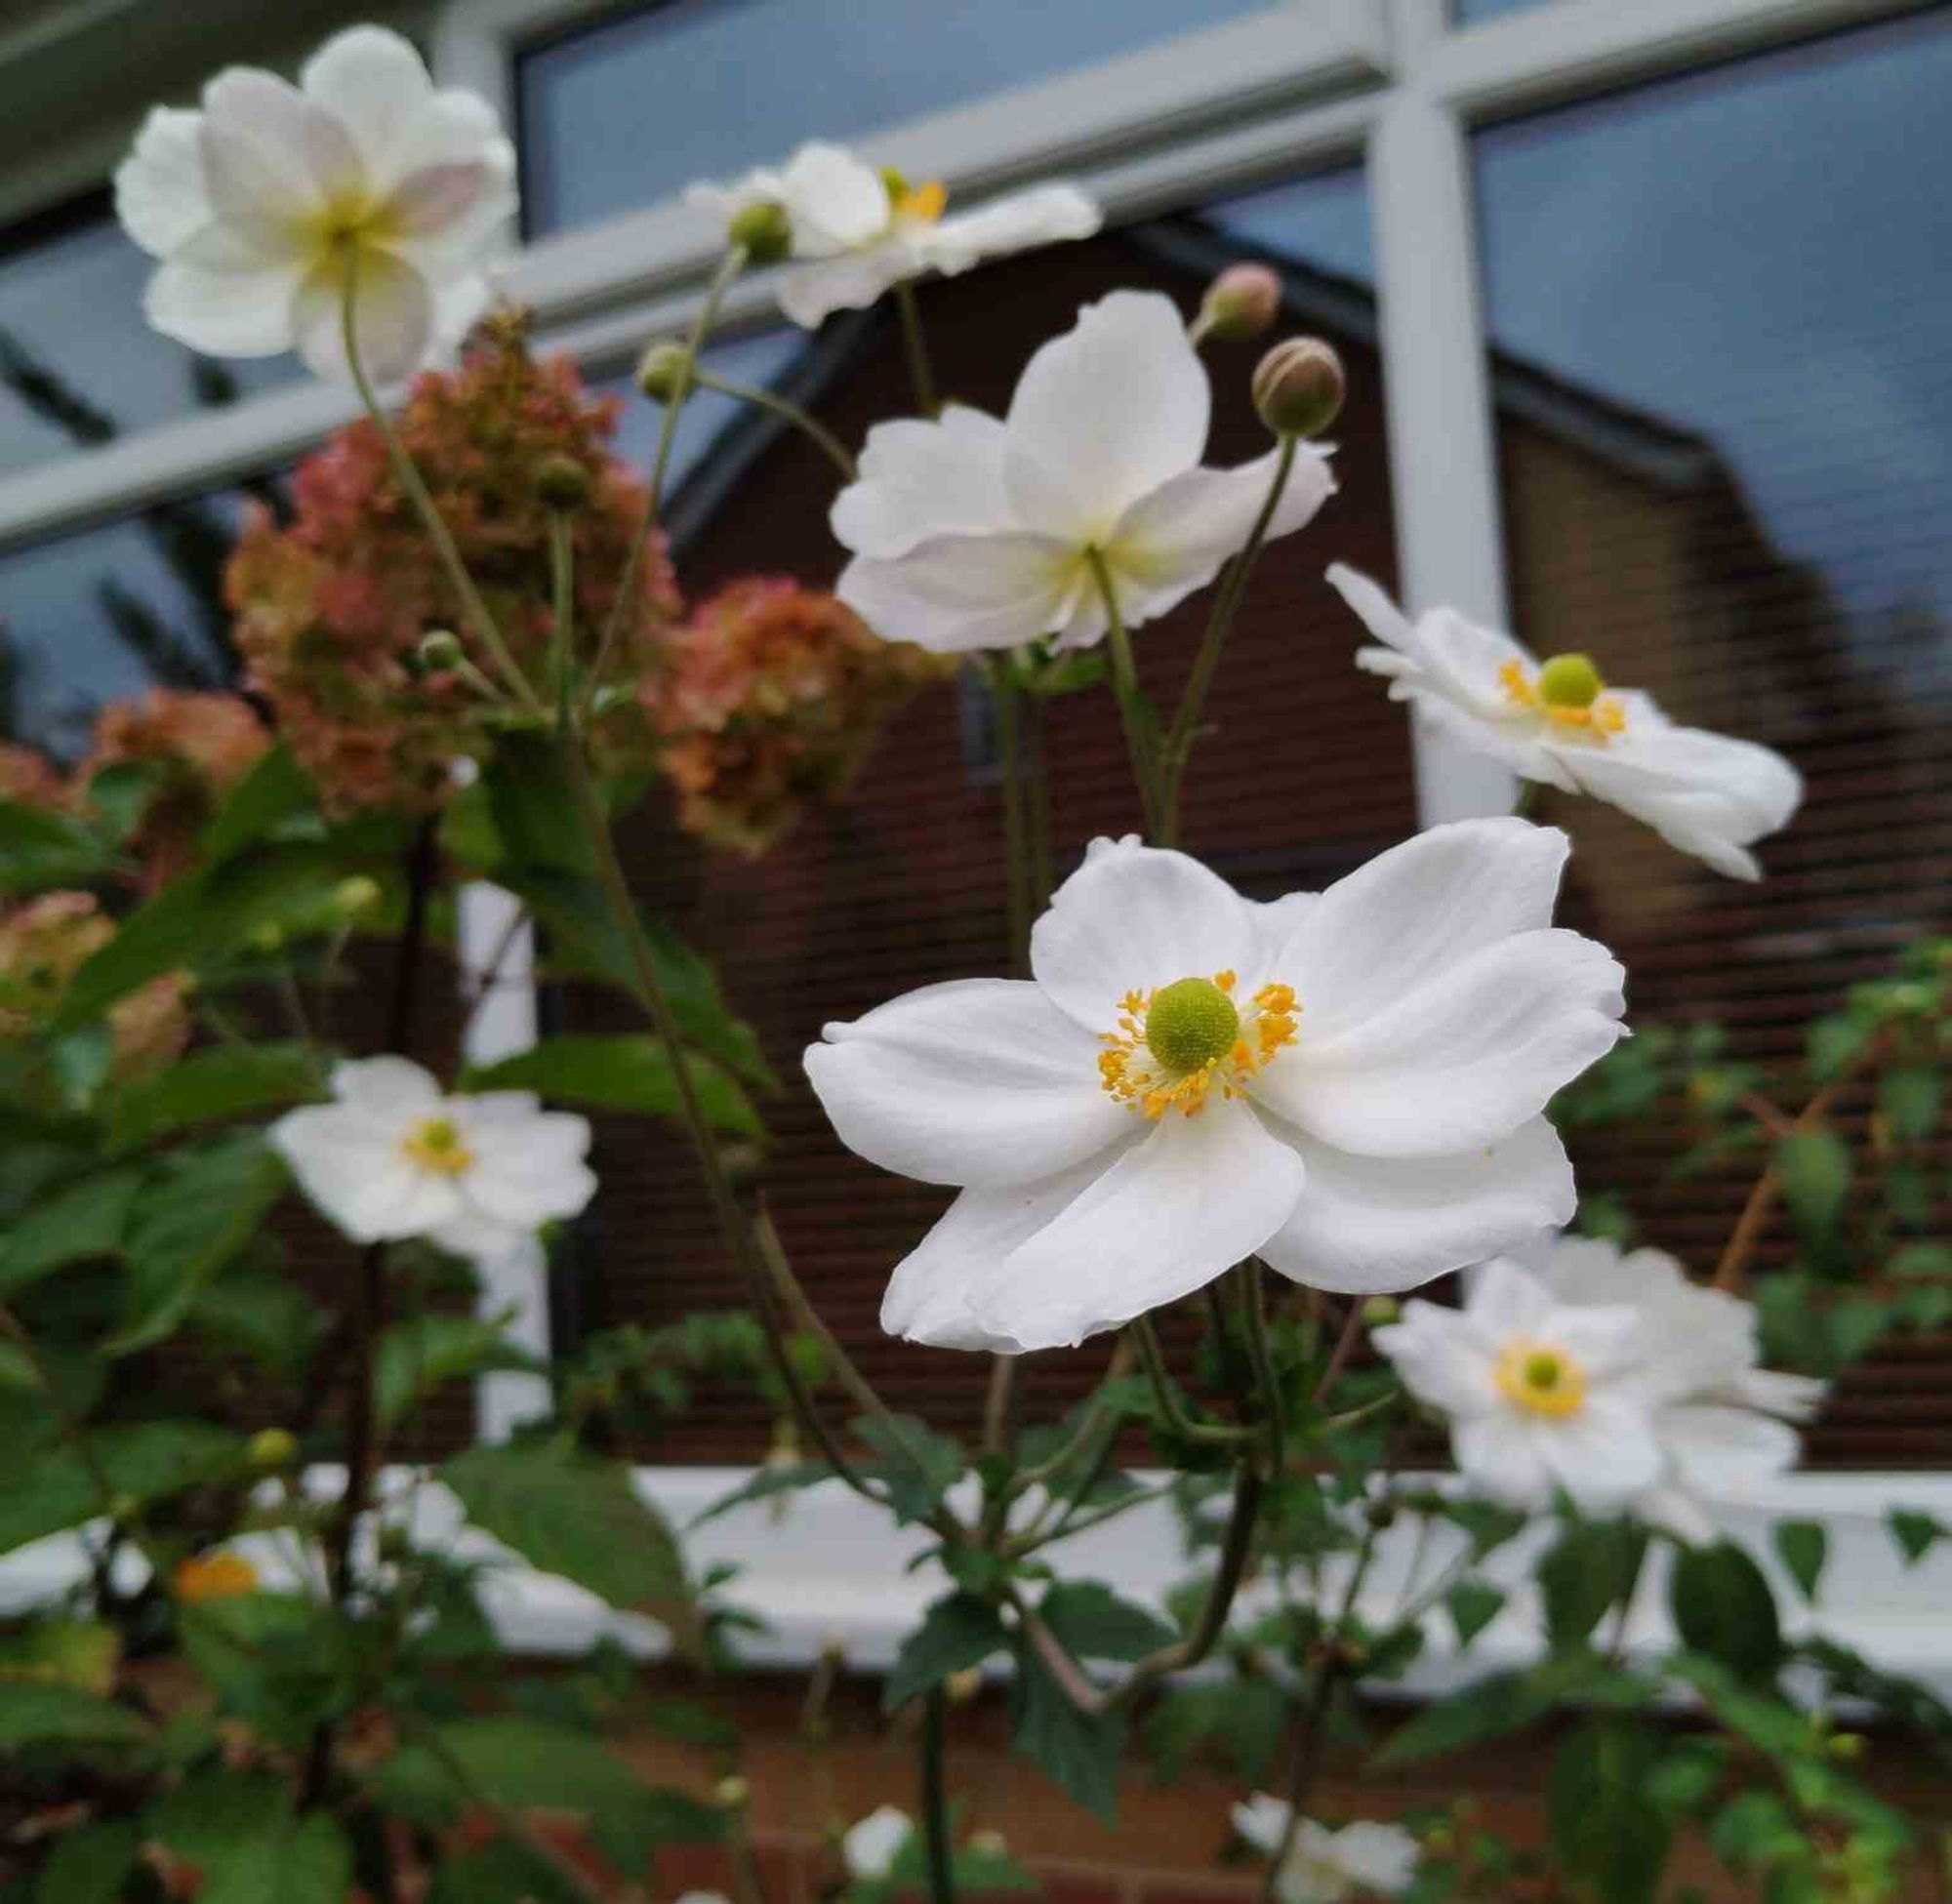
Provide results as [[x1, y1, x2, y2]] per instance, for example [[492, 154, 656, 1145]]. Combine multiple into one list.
[[1476, 14, 1952, 1465], [518, 0, 1274, 237], [1452, 0, 1557, 23], [0, 196, 294, 481]]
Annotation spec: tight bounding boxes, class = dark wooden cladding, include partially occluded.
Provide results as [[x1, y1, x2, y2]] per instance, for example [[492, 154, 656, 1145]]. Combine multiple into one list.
[[562, 222, 1947, 1471]]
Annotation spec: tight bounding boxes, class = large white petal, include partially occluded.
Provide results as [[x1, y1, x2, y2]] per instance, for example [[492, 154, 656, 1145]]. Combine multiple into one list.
[[1002, 290, 1209, 542], [293, 247, 434, 383], [777, 142, 891, 254], [1329, 1823, 1421, 1895], [461, 1111, 597, 1225], [1029, 835, 1262, 1034], [327, 1055, 443, 1123], [836, 531, 1079, 654], [115, 107, 211, 258], [880, 1153, 1132, 1351], [1231, 1795, 1294, 1857], [1326, 567, 1533, 718], [1259, 1117, 1574, 1295], [1462, 1254, 1560, 1341], [1538, 1393, 1665, 1508], [776, 239, 924, 327], [918, 182, 1102, 274], [269, 1104, 460, 1243], [1270, 819, 1573, 1043], [143, 252, 304, 357], [1660, 1403, 1803, 1500], [199, 68, 357, 247], [830, 405, 1013, 559], [1259, 927, 1624, 1156], [1103, 443, 1336, 630], [1368, 1304, 1498, 1417], [300, 25, 434, 180], [1451, 1410, 1553, 1509], [805, 978, 1128, 1188], [1393, 687, 1579, 793], [968, 1094, 1306, 1352]]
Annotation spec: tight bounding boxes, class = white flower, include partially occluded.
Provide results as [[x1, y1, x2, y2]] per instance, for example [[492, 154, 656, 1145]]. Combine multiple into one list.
[[1235, 1796, 1419, 1903], [804, 820, 1625, 1354], [269, 1056, 594, 1262], [1327, 565, 1802, 880], [689, 141, 1099, 328], [1535, 1235, 1823, 1540], [115, 26, 515, 382], [842, 1805, 915, 1882], [832, 290, 1335, 654]]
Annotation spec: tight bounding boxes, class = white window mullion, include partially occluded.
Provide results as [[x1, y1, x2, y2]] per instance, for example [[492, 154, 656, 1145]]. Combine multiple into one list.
[[1369, 0, 1516, 825]]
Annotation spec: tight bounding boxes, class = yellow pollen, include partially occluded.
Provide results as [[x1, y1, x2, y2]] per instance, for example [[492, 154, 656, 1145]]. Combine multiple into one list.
[[1493, 1338, 1588, 1419], [894, 179, 948, 223], [1498, 658, 1626, 740], [402, 1114, 474, 1177], [1099, 971, 1300, 1120]]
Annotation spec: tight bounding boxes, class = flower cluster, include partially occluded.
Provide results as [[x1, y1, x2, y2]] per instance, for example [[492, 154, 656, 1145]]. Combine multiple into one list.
[[648, 577, 948, 855], [0, 891, 188, 1084], [1375, 1236, 1823, 1535], [226, 311, 679, 813], [0, 743, 66, 811]]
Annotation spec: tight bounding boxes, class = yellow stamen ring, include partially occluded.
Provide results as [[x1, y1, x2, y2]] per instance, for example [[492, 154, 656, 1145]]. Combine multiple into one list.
[[1493, 1338, 1588, 1419], [1099, 971, 1299, 1120], [1499, 657, 1626, 738], [402, 1114, 474, 1177]]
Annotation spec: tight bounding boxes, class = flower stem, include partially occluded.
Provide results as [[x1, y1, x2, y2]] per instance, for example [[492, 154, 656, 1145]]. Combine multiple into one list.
[[1238, 1263, 1287, 1476], [1159, 436, 1296, 839], [1086, 547, 1164, 839], [921, 1686, 957, 1904], [691, 367, 857, 478], [547, 508, 576, 717], [895, 278, 942, 419], [337, 262, 541, 719]]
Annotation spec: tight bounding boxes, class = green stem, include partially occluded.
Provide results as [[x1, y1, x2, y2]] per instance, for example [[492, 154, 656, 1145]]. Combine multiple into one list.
[[895, 278, 941, 418], [921, 1686, 957, 1904], [585, 242, 748, 710], [1085, 547, 1163, 838], [691, 367, 856, 478], [337, 259, 541, 718], [1132, 1314, 1253, 1446], [1238, 1263, 1287, 1477], [1159, 436, 1296, 841], [1511, 777, 1540, 819], [547, 508, 575, 714]]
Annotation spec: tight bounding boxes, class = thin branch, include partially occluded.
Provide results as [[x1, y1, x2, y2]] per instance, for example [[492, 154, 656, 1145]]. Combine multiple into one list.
[[691, 367, 857, 479]]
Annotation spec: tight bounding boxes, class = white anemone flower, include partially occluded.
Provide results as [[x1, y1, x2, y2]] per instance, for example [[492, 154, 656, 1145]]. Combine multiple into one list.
[[269, 1056, 594, 1263], [689, 141, 1099, 328], [115, 26, 515, 382], [832, 290, 1335, 655], [1535, 1234, 1824, 1540], [842, 1805, 915, 1882], [1234, 1796, 1420, 1903], [1326, 565, 1802, 881], [804, 820, 1625, 1354], [1375, 1257, 1673, 1513]]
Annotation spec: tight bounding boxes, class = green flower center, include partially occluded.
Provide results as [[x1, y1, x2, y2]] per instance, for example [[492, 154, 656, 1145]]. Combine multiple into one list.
[[402, 1114, 473, 1177], [1144, 976, 1241, 1075], [1536, 652, 1605, 710]]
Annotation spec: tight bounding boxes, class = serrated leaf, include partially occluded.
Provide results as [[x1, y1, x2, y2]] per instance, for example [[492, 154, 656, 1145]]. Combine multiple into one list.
[[688, 1458, 834, 1528], [1008, 1642, 1124, 1824], [105, 1042, 319, 1153], [1670, 1541, 1781, 1683], [0, 1681, 148, 1748], [443, 1442, 702, 1653], [1539, 1519, 1647, 1651], [854, 1413, 963, 1526], [1445, 1579, 1506, 1648], [1772, 1519, 1828, 1603], [884, 1594, 1007, 1712], [198, 745, 317, 866], [1144, 1677, 1287, 1781], [377, 1315, 538, 1427], [0, 1167, 142, 1296], [203, 1811, 352, 1904], [1548, 1722, 1672, 1904], [1774, 1128, 1852, 1238], [1886, 1507, 1945, 1566], [33, 1817, 140, 1904], [463, 1033, 759, 1138], [0, 1420, 243, 1557], [1037, 1580, 1175, 1663]]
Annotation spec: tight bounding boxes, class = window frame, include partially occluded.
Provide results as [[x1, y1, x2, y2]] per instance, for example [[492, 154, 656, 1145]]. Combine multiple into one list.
[[0, 0, 1941, 1660]]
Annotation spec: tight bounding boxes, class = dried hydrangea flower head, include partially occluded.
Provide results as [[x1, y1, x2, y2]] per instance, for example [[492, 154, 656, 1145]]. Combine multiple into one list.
[[226, 310, 679, 813]]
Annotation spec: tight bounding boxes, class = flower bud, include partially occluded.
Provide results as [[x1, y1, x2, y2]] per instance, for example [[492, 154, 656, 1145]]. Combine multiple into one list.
[[334, 875, 382, 916], [715, 1775, 751, 1810], [1252, 337, 1346, 439], [636, 341, 694, 404], [945, 1667, 983, 1704], [247, 1427, 299, 1470], [728, 198, 793, 265], [967, 1830, 1008, 1857], [1198, 263, 1281, 343], [1361, 1295, 1401, 1328], [248, 921, 285, 953], [419, 629, 466, 671], [534, 454, 591, 512]]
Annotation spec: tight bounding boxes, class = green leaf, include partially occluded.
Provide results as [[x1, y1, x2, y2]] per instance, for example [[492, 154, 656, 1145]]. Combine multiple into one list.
[[0, 1681, 148, 1749], [1886, 1508, 1946, 1567], [144, 1769, 286, 1872], [688, 1458, 834, 1528], [1774, 1128, 1852, 1238], [378, 1315, 538, 1427], [202, 1812, 352, 1904], [1008, 1642, 1124, 1824], [484, 731, 597, 875], [113, 1134, 289, 1354], [1539, 1519, 1647, 1651], [1670, 1541, 1782, 1683], [0, 1168, 142, 1296], [1890, 1241, 1952, 1280], [1806, 1013, 1874, 1082], [428, 1843, 588, 1904], [1037, 1581, 1176, 1663], [1548, 1722, 1673, 1904], [1877, 1064, 1940, 1144], [885, 1594, 1009, 1712], [463, 1033, 760, 1138], [1445, 1580, 1506, 1648], [442, 1441, 702, 1652], [198, 745, 317, 866], [0, 1420, 244, 1557], [0, 797, 117, 895], [105, 1042, 319, 1153], [33, 1818, 141, 1904], [1372, 1654, 1653, 1766], [1772, 1519, 1828, 1604], [854, 1413, 964, 1526], [178, 1593, 353, 1746], [1144, 1677, 1288, 1782]]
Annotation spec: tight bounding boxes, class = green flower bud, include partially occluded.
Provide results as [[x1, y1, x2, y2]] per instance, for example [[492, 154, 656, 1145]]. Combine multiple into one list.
[[247, 1427, 299, 1470], [534, 453, 591, 512], [1362, 1295, 1402, 1328], [334, 875, 383, 916], [1197, 263, 1281, 343], [248, 921, 285, 953], [715, 1775, 751, 1810], [636, 341, 694, 404], [419, 629, 466, 671], [1252, 336, 1346, 439], [728, 198, 793, 265]]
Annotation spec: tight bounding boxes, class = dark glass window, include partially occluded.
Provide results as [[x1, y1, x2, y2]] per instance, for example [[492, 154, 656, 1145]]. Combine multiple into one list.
[[517, 0, 1273, 238]]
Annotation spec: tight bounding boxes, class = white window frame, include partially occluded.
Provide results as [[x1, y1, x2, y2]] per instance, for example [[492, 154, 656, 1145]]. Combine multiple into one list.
[[0, 0, 1943, 1673]]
